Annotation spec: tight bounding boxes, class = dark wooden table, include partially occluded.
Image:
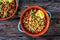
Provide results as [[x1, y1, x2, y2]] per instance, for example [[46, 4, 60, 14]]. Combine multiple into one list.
[[0, 1, 60, 40]]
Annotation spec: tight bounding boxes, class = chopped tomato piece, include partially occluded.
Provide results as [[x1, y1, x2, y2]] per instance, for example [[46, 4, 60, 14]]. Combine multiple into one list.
[[27, 14, 30, 18], [26, 12, 30, 18], [32, 25, 35, 28], [4, 8, 6, 11], [29, 18, 33, 22], [2, 10, 4, 14], [34, 18, 37, 20], [34, 9, 36, 14], [2, 4, 5, 7], [8, 5, 12, 10], [11, 5, 14, 9], [39, 24, 42, 26], [34, 11, 36, 14], [30, 20, 33, 22]]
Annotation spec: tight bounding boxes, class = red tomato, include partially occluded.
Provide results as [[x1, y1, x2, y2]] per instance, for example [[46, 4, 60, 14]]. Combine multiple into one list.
[[8, 6, 12, 10], [26, 13, 30, 18], [34, 9, 36, 14], [2, 10, 4, 14], [7, 12, 11, 17], [11, 5, 14, 9], [8, 3, 12, 10], [4, 8, 6, 11], [37, 27, 38, 30], [27, 14, 30, 18], [34, 18, 37, 20], [2, 4, 5, 7], [39, 24, 42, 26], [34, 12, 36, 14], [29, 19, 33, 22]]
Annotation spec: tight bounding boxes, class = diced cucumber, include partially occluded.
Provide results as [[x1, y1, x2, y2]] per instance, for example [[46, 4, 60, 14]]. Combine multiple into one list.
[[3, 11, 7, 18], [0, 5, 2, 9]]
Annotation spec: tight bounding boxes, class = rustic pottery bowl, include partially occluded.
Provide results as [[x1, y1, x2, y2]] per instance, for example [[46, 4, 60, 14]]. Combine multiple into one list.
[[20, 6, 50, 37], [0, 0, 18, 20]]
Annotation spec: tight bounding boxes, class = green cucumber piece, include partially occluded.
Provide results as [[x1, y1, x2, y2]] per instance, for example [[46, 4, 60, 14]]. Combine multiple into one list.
[[3, 11, 7, 18]]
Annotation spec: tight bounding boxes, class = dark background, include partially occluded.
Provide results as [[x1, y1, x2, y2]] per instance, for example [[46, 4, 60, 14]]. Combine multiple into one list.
[[0, 0, 60, 40]]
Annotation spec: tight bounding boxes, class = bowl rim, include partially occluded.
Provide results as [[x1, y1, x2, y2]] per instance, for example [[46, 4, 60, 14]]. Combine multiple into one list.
[[0, 0, 18, 20], [20, 6, 50, 37]]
